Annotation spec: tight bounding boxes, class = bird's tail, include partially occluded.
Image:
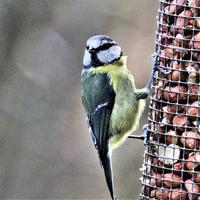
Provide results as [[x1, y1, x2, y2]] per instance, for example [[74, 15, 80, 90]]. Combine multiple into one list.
[[101, 153, 116, 200]]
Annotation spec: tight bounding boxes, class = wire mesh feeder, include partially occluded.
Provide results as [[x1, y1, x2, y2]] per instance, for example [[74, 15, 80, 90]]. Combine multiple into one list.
[[140, 0, 200, 199]]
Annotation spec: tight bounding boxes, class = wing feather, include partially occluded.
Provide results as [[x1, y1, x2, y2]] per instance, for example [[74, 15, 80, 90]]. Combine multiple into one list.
[[82, 72, 115, 159], [81, 71, 116, 199]]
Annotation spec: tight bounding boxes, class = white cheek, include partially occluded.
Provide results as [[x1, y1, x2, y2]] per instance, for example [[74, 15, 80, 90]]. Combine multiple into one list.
[[109, 45, 121, 58], [97, 50, 111, 63], [83, 50, 91, 66], [97, 45, 121, 64]]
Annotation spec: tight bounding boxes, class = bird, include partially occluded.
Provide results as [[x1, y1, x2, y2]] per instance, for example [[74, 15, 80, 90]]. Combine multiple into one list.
[[81, 35, 157, 200]]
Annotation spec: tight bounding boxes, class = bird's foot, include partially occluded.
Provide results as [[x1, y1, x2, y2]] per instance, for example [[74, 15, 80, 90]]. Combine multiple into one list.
[[142, 124, 150, 146], [145, 52, 159, 90], [151, 52, 159, 71], [152, 52, 172, 75]]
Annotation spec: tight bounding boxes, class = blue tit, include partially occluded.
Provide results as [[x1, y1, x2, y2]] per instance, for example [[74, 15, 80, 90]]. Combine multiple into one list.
[[81, 35, 156, 200]]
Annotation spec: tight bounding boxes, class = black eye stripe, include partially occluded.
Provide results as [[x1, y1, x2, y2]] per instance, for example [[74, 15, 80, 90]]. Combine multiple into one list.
[[86, 43, 117, 54], [98, 43, 116, 51], [92, 43, 116, 53]]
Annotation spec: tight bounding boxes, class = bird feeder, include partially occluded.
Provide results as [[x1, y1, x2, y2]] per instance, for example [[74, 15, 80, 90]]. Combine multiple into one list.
[[140, 0, 200, 199]]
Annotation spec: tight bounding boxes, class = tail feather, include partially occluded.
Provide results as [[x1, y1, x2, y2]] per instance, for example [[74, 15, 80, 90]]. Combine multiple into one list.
[[101, 153, 116, 200]]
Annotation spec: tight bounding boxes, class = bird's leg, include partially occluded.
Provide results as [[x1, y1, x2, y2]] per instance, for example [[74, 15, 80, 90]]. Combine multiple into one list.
[[143, 124, 150, 146], [146, 52, 159, 90], [128, 135, 145, 140], [134, 52, 159, 100], [129, 53, 159, 144], [128, 124, 150, 146]]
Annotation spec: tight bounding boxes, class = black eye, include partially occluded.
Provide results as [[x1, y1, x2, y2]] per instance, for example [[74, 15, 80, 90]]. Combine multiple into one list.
[[86, 45, 89, 50]]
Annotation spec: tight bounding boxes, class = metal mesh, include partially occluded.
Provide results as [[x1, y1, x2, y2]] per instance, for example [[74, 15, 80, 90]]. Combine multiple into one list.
[[140, 0, 200, 199]]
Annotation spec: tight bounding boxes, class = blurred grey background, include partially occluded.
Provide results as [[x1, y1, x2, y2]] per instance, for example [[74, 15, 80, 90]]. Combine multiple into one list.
[[0, 0, 157, 199]]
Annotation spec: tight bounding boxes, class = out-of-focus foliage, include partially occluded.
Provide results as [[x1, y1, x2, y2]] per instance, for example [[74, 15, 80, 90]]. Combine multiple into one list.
[[0, 0, 157, 199]]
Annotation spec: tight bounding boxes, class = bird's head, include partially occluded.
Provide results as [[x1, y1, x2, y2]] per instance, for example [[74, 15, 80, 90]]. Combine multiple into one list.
[[83, 35, 122, 68]]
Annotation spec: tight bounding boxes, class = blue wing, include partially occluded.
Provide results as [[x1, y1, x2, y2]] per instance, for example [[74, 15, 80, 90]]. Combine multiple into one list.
[[81, 72, 116, 199]]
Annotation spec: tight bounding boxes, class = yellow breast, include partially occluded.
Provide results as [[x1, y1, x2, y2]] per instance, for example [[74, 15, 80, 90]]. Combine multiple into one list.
[[92, 56, 145, 149]]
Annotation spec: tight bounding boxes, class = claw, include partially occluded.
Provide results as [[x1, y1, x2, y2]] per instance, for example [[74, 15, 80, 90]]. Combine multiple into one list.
[[142, 124, 150, 146], [159, 68, 172, 75], [128, 124, 150, 146], [151, 52, 159, 70], [152, 52, 172, 75], [146, 52, 159, 90]]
